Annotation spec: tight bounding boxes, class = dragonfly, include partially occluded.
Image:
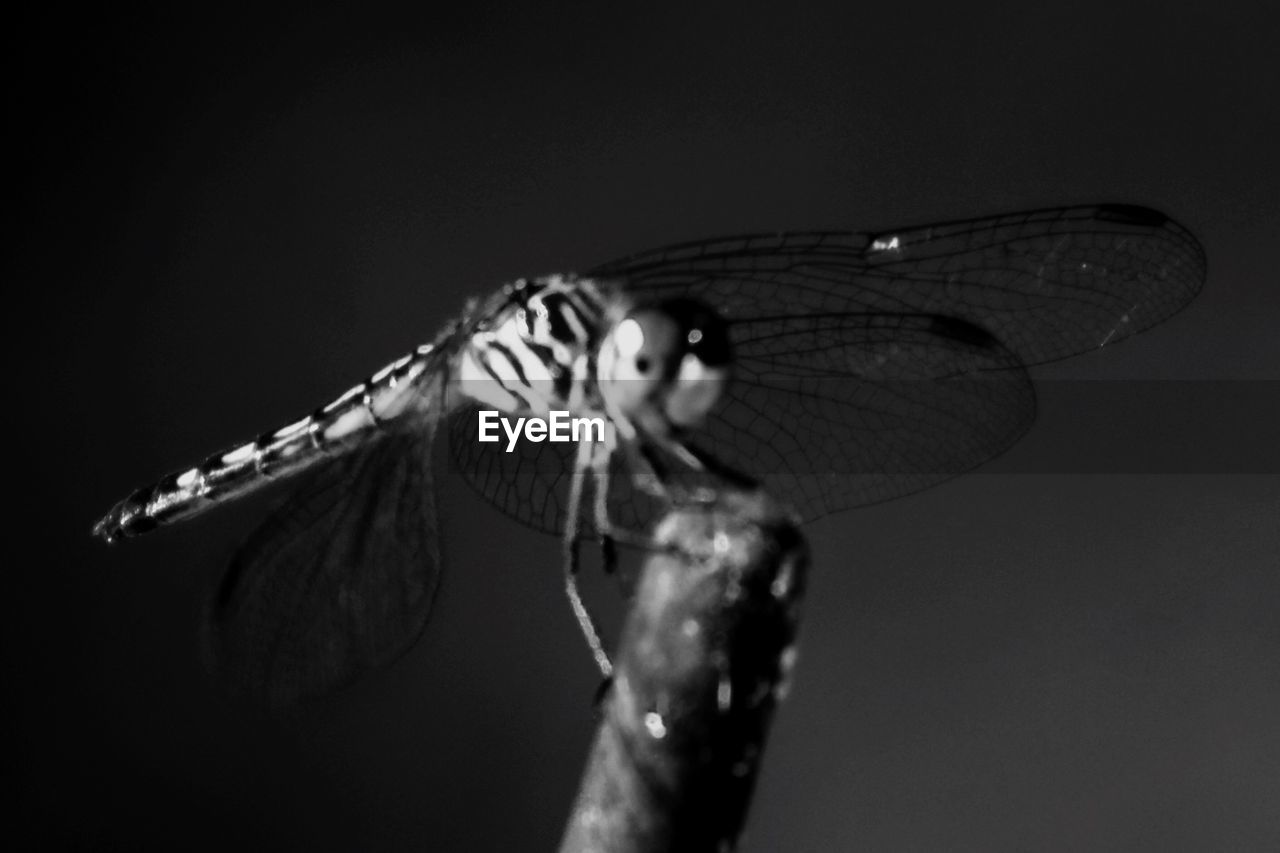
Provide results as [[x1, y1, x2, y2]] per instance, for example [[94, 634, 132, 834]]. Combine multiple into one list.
[[93, 203, 1205, 708]]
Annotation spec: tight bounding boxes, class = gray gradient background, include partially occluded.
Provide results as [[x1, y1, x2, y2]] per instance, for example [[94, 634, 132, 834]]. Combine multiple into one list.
[[14, 3, 1279, 850]]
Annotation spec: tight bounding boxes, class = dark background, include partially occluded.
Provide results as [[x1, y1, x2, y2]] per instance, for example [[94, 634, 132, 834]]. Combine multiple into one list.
[[14, 2, 1279, 850]]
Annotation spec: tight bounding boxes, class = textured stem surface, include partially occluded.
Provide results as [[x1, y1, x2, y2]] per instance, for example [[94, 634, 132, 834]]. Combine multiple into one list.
[[560, 489, 808, 853]]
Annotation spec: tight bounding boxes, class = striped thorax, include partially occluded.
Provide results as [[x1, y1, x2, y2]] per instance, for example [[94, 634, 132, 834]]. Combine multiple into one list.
[[455, 275, 616, 418]]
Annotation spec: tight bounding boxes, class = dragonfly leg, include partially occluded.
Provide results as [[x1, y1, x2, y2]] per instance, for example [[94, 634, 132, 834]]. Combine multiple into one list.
[[639, 434, 760, 507], [670, 439, 759, 492], [589, 440, 662, 566], [589, 441, 617, 576], [564, 437, 613, 677], [590, 444, 629, 576]]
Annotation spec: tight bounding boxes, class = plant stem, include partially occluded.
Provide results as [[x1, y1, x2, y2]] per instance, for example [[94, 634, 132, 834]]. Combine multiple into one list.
[[560, 488, 808, 852]]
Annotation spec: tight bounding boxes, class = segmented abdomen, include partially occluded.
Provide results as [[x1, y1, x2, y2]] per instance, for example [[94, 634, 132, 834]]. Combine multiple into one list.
[[93, 344, 438, 542]]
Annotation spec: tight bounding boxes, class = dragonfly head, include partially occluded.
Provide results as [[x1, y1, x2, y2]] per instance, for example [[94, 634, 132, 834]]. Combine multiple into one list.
[[597, 298, 731, 436]]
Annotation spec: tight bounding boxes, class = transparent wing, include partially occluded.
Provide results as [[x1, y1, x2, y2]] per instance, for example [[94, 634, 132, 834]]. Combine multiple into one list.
[[205, 419, 443, 710], [446, 403, 580, 535], [446, 401, 668, 537], [449, 204, 1203, 534], [689, 313, 1035, 519], [590, 204, 1206, 367], [449, 313, 1034, 531]]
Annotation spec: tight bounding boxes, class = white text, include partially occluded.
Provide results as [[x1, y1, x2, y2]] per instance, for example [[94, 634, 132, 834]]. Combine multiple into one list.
[[477, 410, 607, 452]]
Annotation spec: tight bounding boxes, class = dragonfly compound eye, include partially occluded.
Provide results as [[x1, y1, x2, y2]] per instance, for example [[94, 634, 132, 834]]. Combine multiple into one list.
[[655, 298, 732, 428], [598, 300, 732, 431]]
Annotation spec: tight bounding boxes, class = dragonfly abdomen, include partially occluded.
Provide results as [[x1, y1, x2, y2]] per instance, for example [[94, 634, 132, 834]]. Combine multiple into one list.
[[93, 344, 439, 542]]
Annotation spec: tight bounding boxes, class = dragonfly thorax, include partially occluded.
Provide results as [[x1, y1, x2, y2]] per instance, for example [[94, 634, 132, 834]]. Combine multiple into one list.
[[455, 275, 611, 418], [597, 298, 732, 439]]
